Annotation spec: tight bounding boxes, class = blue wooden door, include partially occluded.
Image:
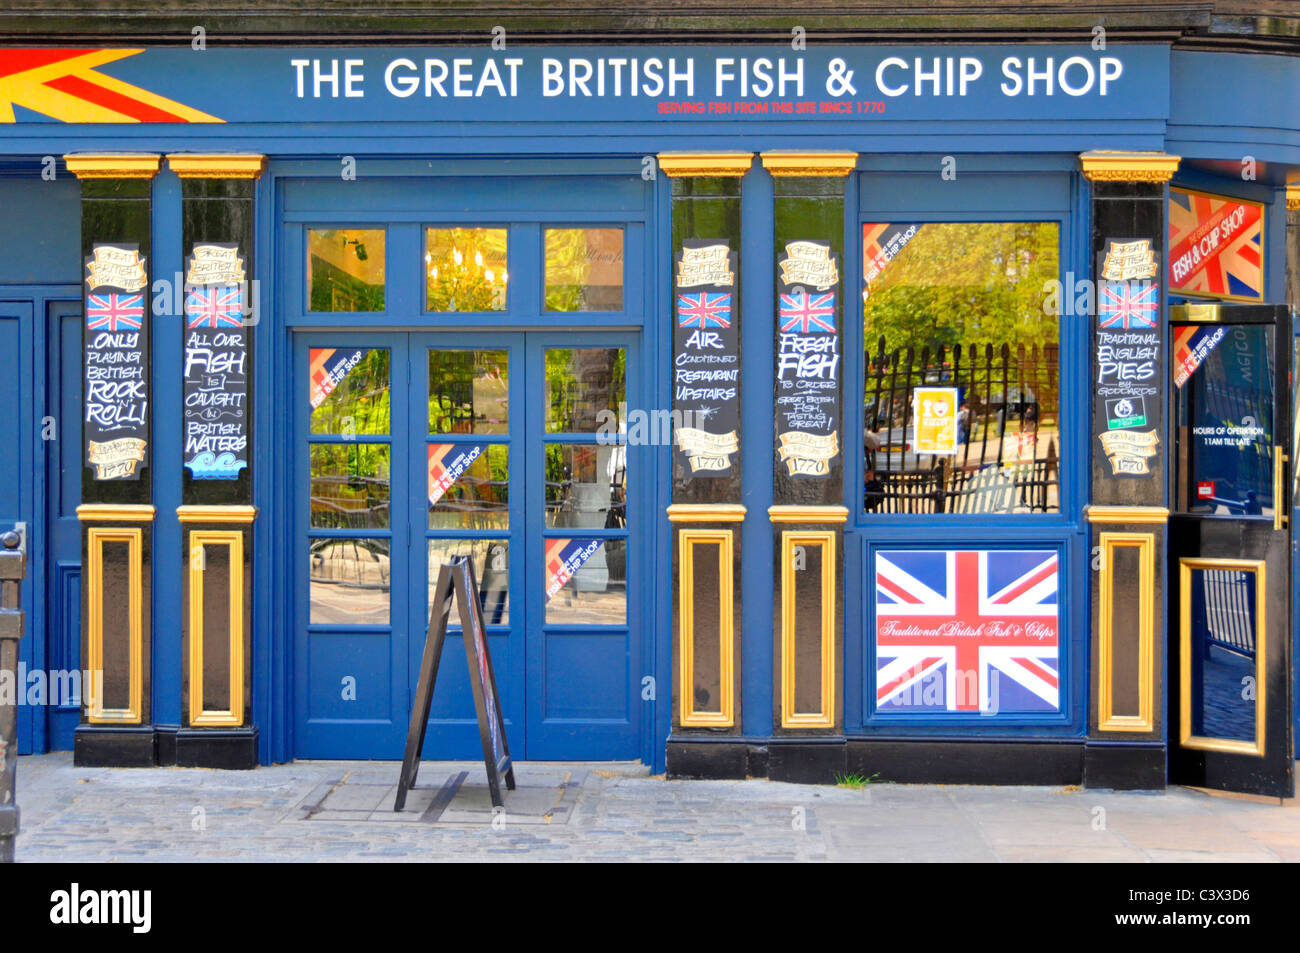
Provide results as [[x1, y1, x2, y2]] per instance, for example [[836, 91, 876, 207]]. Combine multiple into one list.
[[294, 330, 641, 760], [45, 299, 83, 749]]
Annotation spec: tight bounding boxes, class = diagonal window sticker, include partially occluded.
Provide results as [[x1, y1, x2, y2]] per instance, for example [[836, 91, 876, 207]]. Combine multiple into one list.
[[1173, 325, 1227, 388]]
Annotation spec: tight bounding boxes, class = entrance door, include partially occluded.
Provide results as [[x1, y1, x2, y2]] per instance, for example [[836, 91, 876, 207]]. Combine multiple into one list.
[[1169, 305, 1293, 797], [294, 331, 639, 760]]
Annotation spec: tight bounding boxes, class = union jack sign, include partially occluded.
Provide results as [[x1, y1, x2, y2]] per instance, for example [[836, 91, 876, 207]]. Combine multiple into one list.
[[875, 549, 1060, 713], [85, 293, 144, 331], [677, 292, 732, 330], [1098, 281, 1159, 330], [779, 291, 836, 333], [185, 285, 244, 329]]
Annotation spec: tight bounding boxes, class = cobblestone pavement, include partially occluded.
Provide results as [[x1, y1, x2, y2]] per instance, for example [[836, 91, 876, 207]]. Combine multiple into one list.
[[13, 752, 1300, 862]]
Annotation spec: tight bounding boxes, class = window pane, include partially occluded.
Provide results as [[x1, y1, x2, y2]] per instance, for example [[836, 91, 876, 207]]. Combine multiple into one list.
[[428, 539, 509, 626], [428, 443, 509, 529], [545, 227, 624, 311], [545, 443, 627, 529], [545, 537, 626, 625], [426, 227, 508, 312], [1174, 324, 1274, 516], [428, 349, 508, 434], [309, 537, 390, 624], [310, 443, 390, 530], [545, 347, 625, 433], [862, 222, 1060, 515], [1186, 565, 1260, 743], [308, 228, 385, 312], [309, 348, 390, 435]]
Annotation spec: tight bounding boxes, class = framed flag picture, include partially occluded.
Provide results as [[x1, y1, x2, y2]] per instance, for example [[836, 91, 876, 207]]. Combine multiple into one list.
[[1168, 188, 1265, 302]]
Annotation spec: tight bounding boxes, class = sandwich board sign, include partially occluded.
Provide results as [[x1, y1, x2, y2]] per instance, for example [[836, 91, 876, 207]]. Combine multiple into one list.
[[394, 555, 515, 811]]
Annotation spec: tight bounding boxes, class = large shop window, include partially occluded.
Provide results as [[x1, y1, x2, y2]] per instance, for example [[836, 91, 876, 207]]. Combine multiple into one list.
[[862, 222, 1060, 515]]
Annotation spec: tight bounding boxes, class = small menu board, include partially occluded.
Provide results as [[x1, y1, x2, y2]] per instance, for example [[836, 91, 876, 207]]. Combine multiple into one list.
[[182, 243, 249, 480], [775, 240, 842, 477], [84, 243, 149, 481], [672, 239, 741, 478], [395, 556, 515, 811]]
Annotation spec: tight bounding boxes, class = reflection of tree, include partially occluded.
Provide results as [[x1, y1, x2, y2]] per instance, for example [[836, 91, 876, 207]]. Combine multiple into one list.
[[426, 228, 508, 312], [863, 223, 1059, 354]]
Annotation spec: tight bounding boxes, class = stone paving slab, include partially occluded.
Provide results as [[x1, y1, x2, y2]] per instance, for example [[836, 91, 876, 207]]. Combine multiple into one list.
[[12, 752, 1300, 862]]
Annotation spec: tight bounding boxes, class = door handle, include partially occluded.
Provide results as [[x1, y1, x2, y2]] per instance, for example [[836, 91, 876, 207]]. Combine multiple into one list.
[[1275, 445, 1288, 531]]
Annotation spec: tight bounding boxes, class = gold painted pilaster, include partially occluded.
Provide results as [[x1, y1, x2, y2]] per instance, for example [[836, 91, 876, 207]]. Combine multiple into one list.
[[768, 505, 849, 524], [1097, 532, 1156, 732], [85, 527, 144, 724], [1084, 505, 1170, 525], [779, 531, 836, 729], [187, 530, 245, 727], [667, 503, 747, 523], [64, 154, 162, 179], [1078, 151, 1181, 183], [760, 151, 858, 178], [177, 505, 258, 524], [166, 154, 266, 179], [657, 152, 753, 178], [678, 528, 736, 728], [77, 504, 156, 523]]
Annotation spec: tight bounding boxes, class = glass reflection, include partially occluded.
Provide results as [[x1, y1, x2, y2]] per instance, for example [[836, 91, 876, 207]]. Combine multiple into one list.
[[545, 227, 624, 311], [310, 443, 391, 529], [310, 348, 390, 435], [428, 539, 509, 626], [308, 228, 385, 312], [545, 348, 625, 433], [309, 537, 390, 625], [428, 349, 508, 434], [1187, 566, 1260, 743], [426, 227, 508, 312], [862, 222, 1060, 515], [428, 443, 508, 529], [545, 443, 626, 528]]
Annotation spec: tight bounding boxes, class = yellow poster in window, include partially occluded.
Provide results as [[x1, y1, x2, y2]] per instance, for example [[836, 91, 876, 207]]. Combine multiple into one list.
[[914, 387, 959, 455]]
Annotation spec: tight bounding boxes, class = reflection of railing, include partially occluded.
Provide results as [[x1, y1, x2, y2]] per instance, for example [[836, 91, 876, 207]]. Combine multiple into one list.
[[1200, 569, 1256, 659], [864, 339, 1059, 514]]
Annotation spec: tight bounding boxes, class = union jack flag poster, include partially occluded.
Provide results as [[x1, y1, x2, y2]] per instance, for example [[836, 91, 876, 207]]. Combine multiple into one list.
[[875, 549, 1060, 714], [85, 293, 144, 331], [1169, 189, 1264, 301], [779, 291, 837, 334], [677, 292, 732, 329], [185, 285, 244, 329], [1098, 281, 1159, 329]]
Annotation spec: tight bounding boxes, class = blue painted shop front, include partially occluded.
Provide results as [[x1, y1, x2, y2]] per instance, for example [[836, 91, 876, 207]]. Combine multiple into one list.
[[1, 42, 1297, 788]]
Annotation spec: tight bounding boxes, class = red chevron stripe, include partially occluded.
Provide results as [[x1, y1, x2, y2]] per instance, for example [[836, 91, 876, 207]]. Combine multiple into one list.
[[45, 73, 186, 122], [0, 48, 89, 79]]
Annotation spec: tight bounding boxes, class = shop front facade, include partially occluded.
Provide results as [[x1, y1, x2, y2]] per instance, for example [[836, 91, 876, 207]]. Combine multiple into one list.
[[4, 4, 1300, 793]]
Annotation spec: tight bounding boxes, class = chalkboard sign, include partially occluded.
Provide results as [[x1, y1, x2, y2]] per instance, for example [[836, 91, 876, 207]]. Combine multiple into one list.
[[84, 243, 149, 481], [182, 244, 249, 480], [672, 238, 741, 478], [395, 555, 515, 811], [1093, 239, 1163, 477], [775, 240, 842, 478]]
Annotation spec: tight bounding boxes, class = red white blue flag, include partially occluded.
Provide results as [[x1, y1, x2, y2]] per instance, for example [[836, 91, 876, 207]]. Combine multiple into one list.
[[86, 293, 144, 331], [185, 285, 244, 329], [677, 292, 732, 329], [875, 549, 1060, 713], [779, 291, 836, 333], [1098, 281, 1159, 330]]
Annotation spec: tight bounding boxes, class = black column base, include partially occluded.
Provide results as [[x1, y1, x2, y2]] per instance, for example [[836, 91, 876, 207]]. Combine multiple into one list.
[[670, 736, 1094, 785], [73, 725, 157, 767], [176, 727, 259, 770], [1083, 742, 1167, 790]]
